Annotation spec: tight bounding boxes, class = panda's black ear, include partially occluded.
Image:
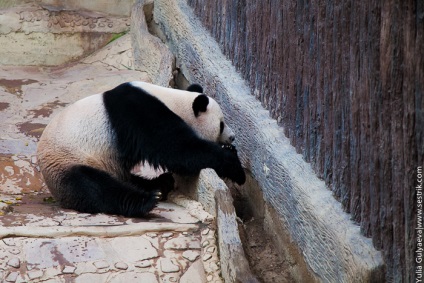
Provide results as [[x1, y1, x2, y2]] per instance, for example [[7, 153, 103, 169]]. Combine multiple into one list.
[[192, 94, 209, 117], [187, 84, 204, 93]]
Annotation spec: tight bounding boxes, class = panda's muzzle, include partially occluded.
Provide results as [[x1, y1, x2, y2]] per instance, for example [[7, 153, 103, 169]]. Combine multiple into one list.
[[219, 124, 235, 145]]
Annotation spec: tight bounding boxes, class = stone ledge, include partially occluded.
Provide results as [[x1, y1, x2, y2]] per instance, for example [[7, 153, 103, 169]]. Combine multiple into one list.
[[0, 3, 130, 66], [173, 169, 259, 283], [152, 0, 385, 282]]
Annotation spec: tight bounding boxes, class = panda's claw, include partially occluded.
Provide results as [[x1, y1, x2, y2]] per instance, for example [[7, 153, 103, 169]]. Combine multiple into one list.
[[221, 143, 237, 153], [152, 190, 162, 201]]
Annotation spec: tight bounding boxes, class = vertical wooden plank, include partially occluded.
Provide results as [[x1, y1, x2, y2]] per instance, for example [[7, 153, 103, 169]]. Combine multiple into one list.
[[268, 0, 278, 120], [379, 0, 394, 280], [359, 1, 371, 238], [339, 0, 352, 211], [389, 2, 405, 280], [237, 1, 247, 74], [262, 0, 272, 111], [286, 0, 295, 141], [245, 2, 256, 93], [301, 0, 311, 163], [307, 0, 318, 170], [256, 0, 263, 100], [219, 0, 226, 50], [314, 0, 326, 180], [326, 0, 334, 186], [331, 0, 342, 199], [208, 0, 215, 38], [273, 0, 284, 126], [401, 0, 414, 272], [280, 0, 290, 136], [405, 2, 424, 282], [349, 0, 361, 224], [228, 0, 236, 64], [367, 0, 383, 249], [294, 0, 305, 151], [322, 0, 334, 186]]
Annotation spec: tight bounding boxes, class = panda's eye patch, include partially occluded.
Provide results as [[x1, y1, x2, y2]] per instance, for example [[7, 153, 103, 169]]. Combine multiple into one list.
[[220, 121, 224, 134]]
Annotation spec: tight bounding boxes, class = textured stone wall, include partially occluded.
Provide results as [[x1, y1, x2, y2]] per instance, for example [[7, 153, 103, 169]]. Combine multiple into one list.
[[187, 0, 424, 281]]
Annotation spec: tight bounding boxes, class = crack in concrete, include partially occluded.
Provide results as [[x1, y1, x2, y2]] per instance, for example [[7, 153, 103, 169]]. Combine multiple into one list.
[[0, 223, 199, 240]]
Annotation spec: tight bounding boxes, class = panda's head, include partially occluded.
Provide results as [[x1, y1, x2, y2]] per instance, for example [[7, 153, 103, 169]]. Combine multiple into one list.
[[188, 84, 235, 145]]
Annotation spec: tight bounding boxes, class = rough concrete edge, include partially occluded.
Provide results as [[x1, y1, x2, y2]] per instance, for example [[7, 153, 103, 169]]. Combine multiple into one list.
[[173, 170, 258, 283], [153, 0, 385, 282], [0, 222, 198, 239], [131, 0, 174, 87], [168, 191, 221, 283], [39, 0, 136, 17]]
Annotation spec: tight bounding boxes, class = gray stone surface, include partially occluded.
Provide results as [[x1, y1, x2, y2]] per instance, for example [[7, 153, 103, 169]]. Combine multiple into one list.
[[114, 262, 128, 270], [135, 260, 152, 268], [93, 261, 110, 269], [109, 272, 158, 283], [5, 271, 19, 282], [164, 236, 201, 250], [62, 266, 76, 274], [27, 270, 44, 280], [159, 258, 180, 273], [180, 260, 207, 283], [182, 250, 200, 262], [6, 258, 20, 268]]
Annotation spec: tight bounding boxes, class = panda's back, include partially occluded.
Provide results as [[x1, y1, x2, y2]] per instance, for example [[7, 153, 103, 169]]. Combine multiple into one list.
[[37, 93, 114, 174]]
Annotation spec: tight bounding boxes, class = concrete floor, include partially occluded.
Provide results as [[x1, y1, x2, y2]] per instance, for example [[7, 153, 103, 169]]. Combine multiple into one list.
[[0, 3, 220, 282]]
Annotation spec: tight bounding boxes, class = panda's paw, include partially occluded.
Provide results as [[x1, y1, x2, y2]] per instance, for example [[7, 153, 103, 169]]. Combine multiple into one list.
[[156, 172, 175, 200], [221, 143, 237, 153], [231, 167, 246, 185], [218, 150, 246, 185], [152, 189, 163, 201], [121, 189, 162, 217], [157, 172, 175, 190], [138, 190, 162, 215], [154, 190, 162, 200]]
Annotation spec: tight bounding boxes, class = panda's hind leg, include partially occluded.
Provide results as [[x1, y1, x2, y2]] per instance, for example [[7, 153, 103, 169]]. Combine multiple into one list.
[[58, 165, 161, 217], [130, 172, 175, 200]]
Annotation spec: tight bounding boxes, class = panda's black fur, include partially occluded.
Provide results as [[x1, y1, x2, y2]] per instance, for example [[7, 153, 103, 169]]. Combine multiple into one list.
[[57, 164, 171, 217], [186, 83, 204, 94], [41, 83, 245, 217]]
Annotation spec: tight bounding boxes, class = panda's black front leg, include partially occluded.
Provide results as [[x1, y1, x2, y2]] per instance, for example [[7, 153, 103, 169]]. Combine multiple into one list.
[[130, 172, 175, 199], [213, 146, 246, 185], [161, 139, 246, 185]]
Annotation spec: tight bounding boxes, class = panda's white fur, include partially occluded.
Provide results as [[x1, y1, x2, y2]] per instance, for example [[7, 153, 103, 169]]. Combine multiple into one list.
[[38, 94, 117, 179], [37, 81, 245, 217]]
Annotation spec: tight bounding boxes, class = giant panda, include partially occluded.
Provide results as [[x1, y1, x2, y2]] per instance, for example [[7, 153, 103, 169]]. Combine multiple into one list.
[[37, 81, 246, 217]]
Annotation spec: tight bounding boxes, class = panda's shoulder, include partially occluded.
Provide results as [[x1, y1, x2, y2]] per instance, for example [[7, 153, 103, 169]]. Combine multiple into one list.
[[102, 82, 182, 125], [103, 82, 148, 99], [102, 82, 161, 107]]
